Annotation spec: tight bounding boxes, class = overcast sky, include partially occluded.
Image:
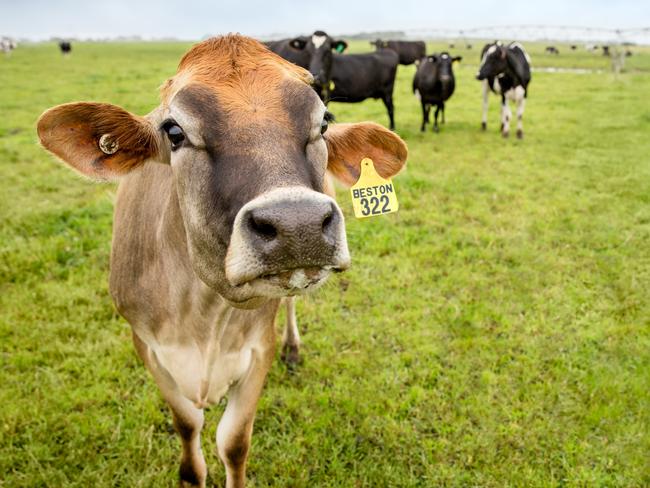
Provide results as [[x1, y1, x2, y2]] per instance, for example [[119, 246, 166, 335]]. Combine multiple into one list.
[[1, 0, 648, 40]]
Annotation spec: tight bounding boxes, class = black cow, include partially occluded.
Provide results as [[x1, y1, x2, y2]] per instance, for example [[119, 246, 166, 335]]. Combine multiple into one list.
[[477, 41, 531, 139], [413, 52, 462, 132], [266, 31, 347, 100], [570, 45, 578, 50], [329, 48, 399, 130], [59, 41, 72, 55], [369, 39, 426, 65], [545, 46, 559, 55], [602, 45, 610, 56]]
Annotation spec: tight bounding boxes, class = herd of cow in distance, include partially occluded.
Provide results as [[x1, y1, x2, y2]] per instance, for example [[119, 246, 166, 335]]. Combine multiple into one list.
[[3, 31, 625, 141], [12, 30, 625, 487]]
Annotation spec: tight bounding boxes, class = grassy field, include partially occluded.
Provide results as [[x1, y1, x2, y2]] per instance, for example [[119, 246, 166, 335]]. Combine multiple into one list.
[[1, 39, 649, 487]]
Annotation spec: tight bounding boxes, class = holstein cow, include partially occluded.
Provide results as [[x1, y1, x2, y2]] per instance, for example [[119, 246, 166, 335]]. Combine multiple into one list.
[[1, 37, 17, 57], [59, 41, 72, 55], [37, 35, 407, 488], [329, 48, 400, 130], [413, 52, 462, 132], [369, 39, 426, 65], [477, 41, 531, 139], [266, 31, 347, 100]]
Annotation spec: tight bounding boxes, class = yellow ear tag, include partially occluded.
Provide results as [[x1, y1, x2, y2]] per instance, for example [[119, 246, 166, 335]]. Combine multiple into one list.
[[350, 158, 399, 218]]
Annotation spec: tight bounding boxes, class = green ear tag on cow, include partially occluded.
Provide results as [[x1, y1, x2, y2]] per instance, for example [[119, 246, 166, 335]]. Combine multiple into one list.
[[335, 44, 345, 53], [350, 158, 399, 218]]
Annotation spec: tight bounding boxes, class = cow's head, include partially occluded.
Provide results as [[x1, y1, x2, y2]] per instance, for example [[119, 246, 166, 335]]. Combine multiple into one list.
[[476, 42, 506, 80], [37, 35, 407, 307], [288, 31, 347, 99], [429, 52, 462, 82]]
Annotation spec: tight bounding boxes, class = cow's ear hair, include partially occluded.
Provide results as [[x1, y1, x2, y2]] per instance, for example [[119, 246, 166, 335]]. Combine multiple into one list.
[[452, 56, 462, 62], [289, 37, 308, 50], [324, 122, 407, 186], [37, 102, 161, 181], [333, 40, 348, 53]]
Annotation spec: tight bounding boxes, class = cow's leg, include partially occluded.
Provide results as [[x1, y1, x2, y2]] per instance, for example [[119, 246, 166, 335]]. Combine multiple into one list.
[[420, 101, 429, 132], [217, 349, 273, 488], [481, 80, 489, 130], [383, 94, 395, 130], [516, 94, 526, 139], [281, 297, 300, 367], [433, 105, 441, 132], [132, 333, 207, 488], [441, 102, 446, 124], [501, 95, 511, 138]]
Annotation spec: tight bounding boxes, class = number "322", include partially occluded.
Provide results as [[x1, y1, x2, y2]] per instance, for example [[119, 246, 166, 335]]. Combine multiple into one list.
[[360, 195, 390, 216]]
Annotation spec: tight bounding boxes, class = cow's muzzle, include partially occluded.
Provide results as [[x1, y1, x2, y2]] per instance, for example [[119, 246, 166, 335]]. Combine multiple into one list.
[[225, 187, 350, 296]]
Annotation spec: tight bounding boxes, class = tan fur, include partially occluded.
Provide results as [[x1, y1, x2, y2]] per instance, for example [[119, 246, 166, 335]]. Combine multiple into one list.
[[37, 102, 158, 180], [325, 122, 408, 186]]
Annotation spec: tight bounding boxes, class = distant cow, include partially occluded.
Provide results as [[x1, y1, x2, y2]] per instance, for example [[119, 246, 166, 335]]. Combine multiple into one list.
[[545, 46, 559, 55], [413, 52, 462, 132], [1, 37, 16, 56], [477, 41, 531, 139], [37, 34, 408, 488], [370, 39, 426, 65], [329, 48, 400, 130], [59, 41, 71, 55], [570, 44, 578, 50], [266, 31, 347, 100], [602, 45, 610, 56]]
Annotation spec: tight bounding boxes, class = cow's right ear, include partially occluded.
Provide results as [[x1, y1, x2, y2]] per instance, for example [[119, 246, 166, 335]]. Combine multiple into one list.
[[289, 37, 308, 50], [324, 122, 408, 186], [37, 102, 162, 181], [333, 40, 348, 53]]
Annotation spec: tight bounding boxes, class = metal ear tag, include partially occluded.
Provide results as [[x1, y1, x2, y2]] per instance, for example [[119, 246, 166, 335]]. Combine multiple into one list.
[[98, 134, 119, 155]]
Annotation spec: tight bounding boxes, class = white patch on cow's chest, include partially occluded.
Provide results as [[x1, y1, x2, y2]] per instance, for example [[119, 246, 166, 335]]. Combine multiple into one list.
[[312, 35, 327, 49], [154, 340, 256, 408]]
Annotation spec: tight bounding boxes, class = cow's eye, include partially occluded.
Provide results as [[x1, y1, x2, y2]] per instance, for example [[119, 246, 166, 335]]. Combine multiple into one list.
[[321, 111, 334, 135], [162, 120, 185, 150]]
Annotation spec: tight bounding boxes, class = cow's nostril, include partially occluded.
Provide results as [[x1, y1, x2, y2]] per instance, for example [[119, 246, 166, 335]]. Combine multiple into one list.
[[249, 215, 277, 240], [321, 211, 333, 232]]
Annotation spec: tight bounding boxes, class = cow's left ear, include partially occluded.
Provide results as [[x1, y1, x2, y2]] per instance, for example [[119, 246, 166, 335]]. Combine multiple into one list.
[[333, 40, 348, 53], [289, 36, 308, 50], [324, 122, 407, 186], [37, 102, 162, 181], [452, 56, 462, 62]]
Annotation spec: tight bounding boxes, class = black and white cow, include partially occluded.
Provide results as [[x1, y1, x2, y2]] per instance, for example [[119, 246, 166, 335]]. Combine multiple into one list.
[[413, 52, 462, 132], [369, 39, 426, 65], [266, 31, 347, 100], [477, 41, 531, 139], [59, 41, 72, 55], [1, 37, 16, 57], [329, 48, 400, 130]]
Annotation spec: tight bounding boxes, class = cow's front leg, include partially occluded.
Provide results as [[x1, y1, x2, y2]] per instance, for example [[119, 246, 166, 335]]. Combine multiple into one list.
[[217, 347, 274, 488], [516, 95, 526, 139], [433, 105, 441, 132], [132, 333, 207, 488], [281, 297, 301, 368], [501, 96, 511, 138], [481, 79, 489, 130]]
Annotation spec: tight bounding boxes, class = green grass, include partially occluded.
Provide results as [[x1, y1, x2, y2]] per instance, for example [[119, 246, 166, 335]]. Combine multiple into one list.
[[1, 40, 650, 487]]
